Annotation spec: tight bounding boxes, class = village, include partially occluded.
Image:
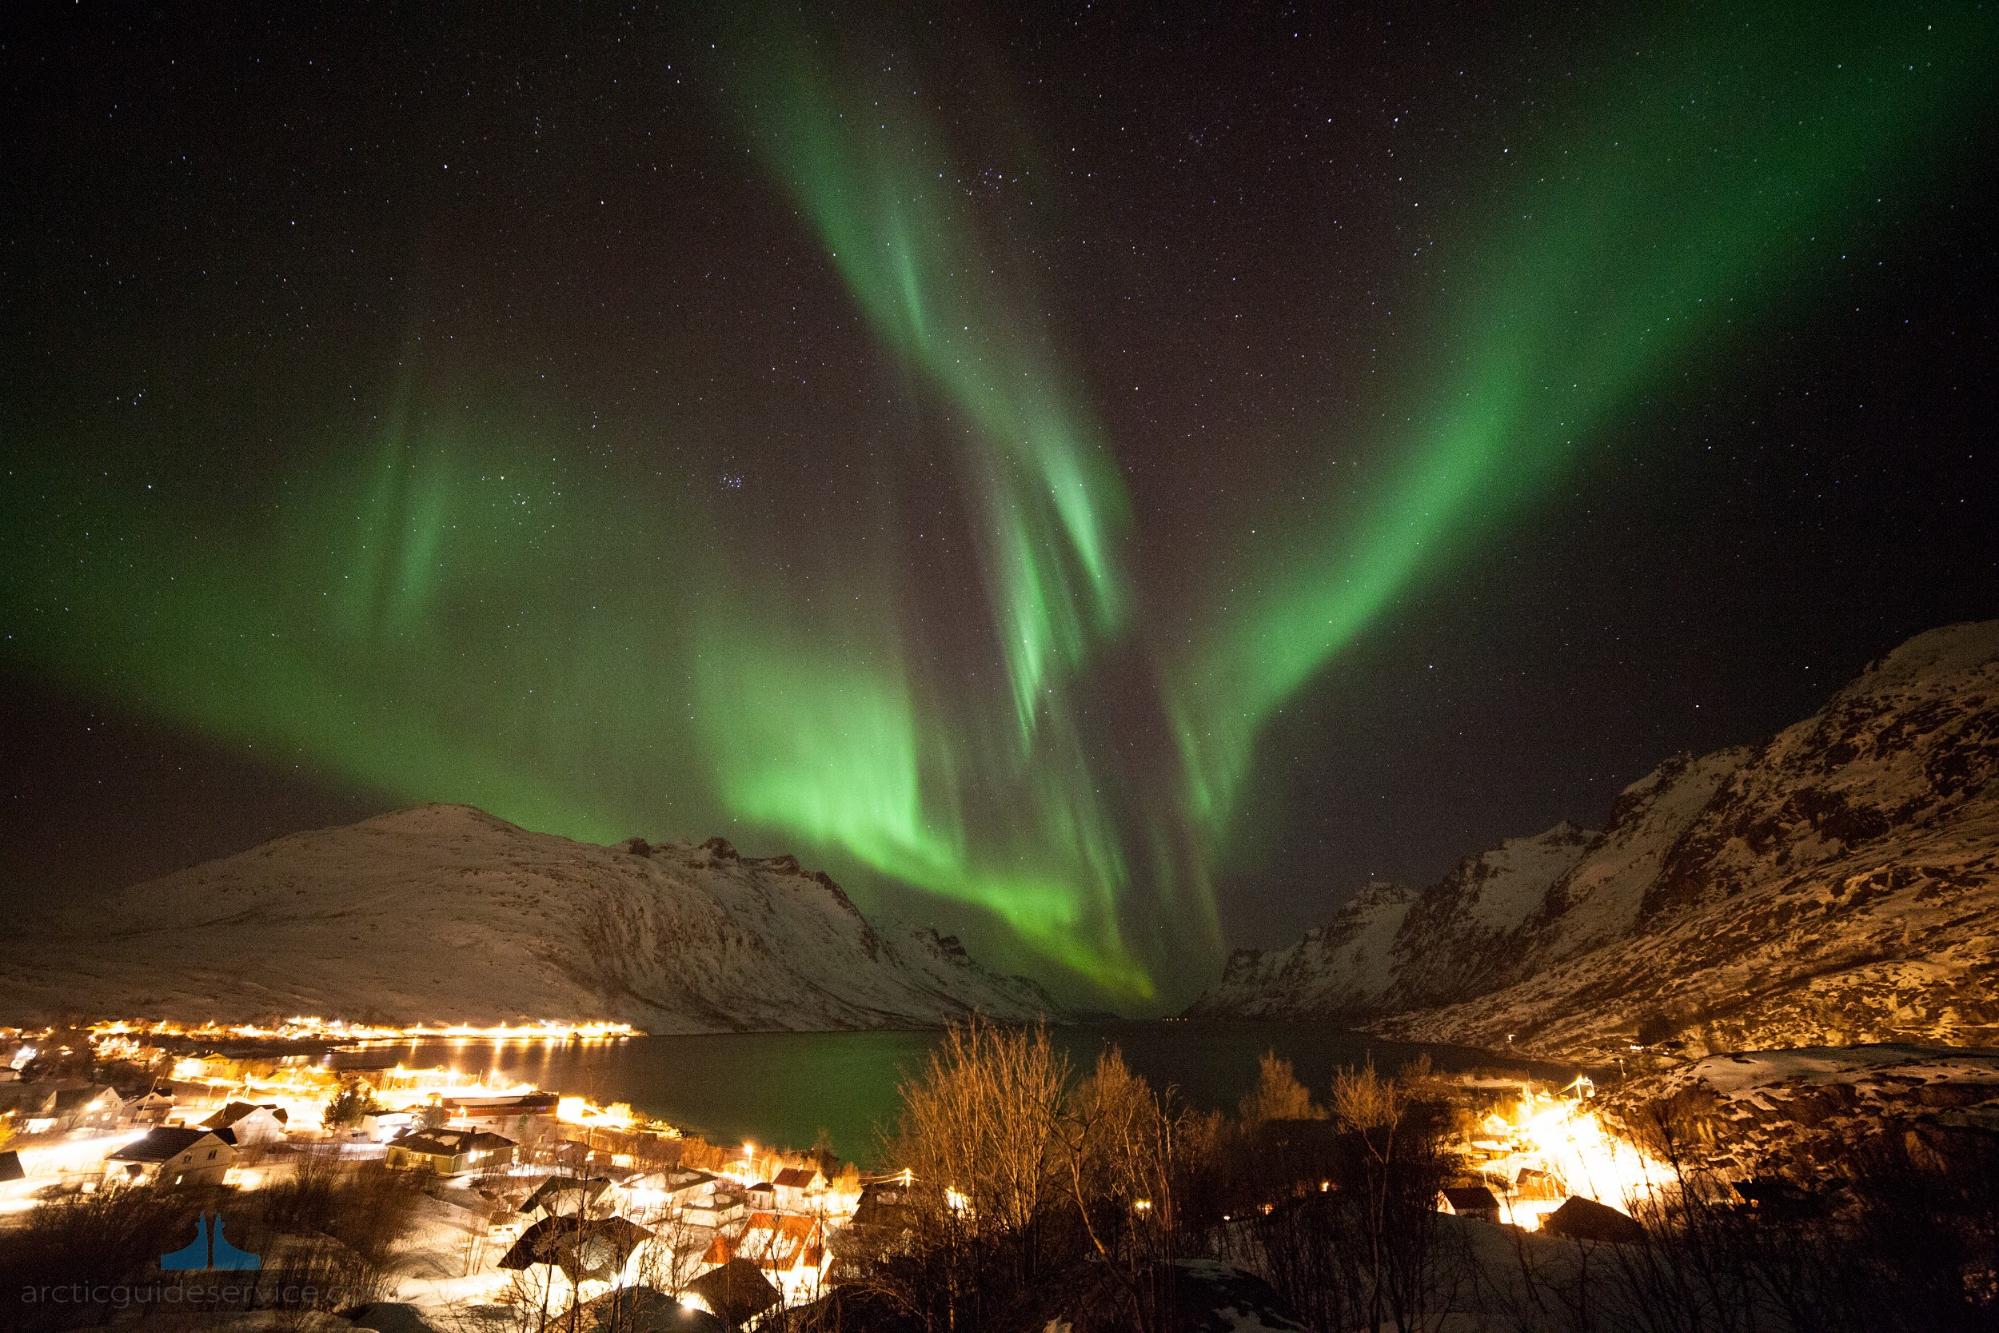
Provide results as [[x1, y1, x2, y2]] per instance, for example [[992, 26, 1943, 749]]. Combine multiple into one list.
[[0, 1017, 1701, 1330], [0, 1018, 888, 1327]]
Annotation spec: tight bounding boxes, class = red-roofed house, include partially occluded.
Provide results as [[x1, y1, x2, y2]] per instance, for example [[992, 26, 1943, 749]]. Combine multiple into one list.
[[706, 1211, 830, 1305], [771, 1163, 828, 1213]]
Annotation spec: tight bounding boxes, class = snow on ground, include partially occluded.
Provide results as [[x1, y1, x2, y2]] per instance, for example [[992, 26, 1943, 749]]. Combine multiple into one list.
[[0, 1127, 144, 1213], [1462, 825, 1597, 933], [1674, 1043, 1999, 1095], [0, 804, 1056, 1033], [1192, 620, 1999, 1066]]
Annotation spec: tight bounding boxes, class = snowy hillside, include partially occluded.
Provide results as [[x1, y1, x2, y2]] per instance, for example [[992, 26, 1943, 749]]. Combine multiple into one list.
[[1602, 1044, 1999, 1177], [1189, 825, 1596, 1020], [1189, 621, 1999, 1062], [0, 805, 1058, 1031], [1186, 880, 1416, 1020]]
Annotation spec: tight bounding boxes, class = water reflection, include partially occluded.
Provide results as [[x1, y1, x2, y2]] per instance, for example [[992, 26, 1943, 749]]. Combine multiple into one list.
[[330, 1021, 1576, 1162]]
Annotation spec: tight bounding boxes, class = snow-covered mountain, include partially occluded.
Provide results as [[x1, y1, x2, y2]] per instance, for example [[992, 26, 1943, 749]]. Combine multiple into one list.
[[1601, 1044, 1999, 1178], [1189, 621, 1999, 1062], [0, 804, 1057, 1031]]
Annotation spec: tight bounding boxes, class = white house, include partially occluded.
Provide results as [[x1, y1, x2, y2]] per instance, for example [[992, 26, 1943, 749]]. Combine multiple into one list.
[[497, 1215, 654, 1309], [681, 1187, 746, 1230], [105, 1127, 238, 1188], [203, 1102, 289, 1146], [519, 1175, 622, 1220], [126, 1090, 175, 1125], [332, 1109, 409, 1143], [623, 1166, 718, 1213], [52, 1084, 126, 1132], [0, 1081, 123, 1134]]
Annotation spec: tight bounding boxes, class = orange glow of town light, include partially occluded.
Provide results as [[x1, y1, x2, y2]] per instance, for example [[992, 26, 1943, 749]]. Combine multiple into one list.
[[1478, 1085, 1674, 1231], [89, 1016, 639, 1044], [555, 1096, 639, 1131], [0, 1129, 146, 1212], [159, 1047, 564, 1131]]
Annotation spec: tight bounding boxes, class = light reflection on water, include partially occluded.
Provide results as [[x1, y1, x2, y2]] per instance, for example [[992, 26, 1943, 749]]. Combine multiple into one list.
[[330, 1020, 1575, 1162]]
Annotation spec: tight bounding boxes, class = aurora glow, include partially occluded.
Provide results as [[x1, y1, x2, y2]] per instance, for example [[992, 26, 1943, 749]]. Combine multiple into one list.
[[3, 3, 1993, 1007], [1160, 6, 1998, 838], [733, 28, 1133, 736], [691, 14, 1154, 991]]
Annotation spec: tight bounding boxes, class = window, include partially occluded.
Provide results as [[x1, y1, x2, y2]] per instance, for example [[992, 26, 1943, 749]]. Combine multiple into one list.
[[207, 1150, 218, 1160]]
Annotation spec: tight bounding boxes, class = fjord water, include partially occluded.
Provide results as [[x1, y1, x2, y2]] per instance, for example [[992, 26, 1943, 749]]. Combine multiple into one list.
[[354, 1021, 1575, 1161]]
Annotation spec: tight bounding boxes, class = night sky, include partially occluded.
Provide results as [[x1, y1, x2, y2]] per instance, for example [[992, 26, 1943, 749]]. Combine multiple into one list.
[[4, 3, 1995, 1008]]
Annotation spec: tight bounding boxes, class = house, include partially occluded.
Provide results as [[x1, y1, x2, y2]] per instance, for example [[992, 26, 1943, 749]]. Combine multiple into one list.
[[835, 1178, 932, 1274], [1542, 1195, 1647, 1244], [203, 1102, 289, 1146], [626, 1166, 718, 1212], [681, 1257, 782, 1329], [547, 1138, 607, 1172], [126, 1090, 176, 1125], [707, 1211, 831, 1304], [335, 1109, 409, 1143], [771, 1164, 827, 1213], [441, 1090, 561, 1131], [498, 1214, 654, 1286], [0, 1082, 124, 1133], [520, 1175, 621, 1220], [1436, 1185, 1502, 1224], [681, 1187, 746, 1231], [1512, 1167, 1563, 1201], [105, 1127, 237, 1188], [743, 1179, 776, 1211], [443, 1090, 560, 1117], [52, 1084, 126, 1132], [386, 1127, 516, 1175]]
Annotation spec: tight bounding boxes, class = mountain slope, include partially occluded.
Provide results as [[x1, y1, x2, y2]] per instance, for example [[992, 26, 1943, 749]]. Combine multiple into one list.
[[0, 804, 1057, 1032], [1188, 621, 1999, 1062], [1188, 879, 1417, 1020]]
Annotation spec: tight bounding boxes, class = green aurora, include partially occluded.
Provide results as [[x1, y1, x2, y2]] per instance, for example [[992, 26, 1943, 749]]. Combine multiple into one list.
[[2, 4, 1991, 1005], [1160, 8, 1997, 837]]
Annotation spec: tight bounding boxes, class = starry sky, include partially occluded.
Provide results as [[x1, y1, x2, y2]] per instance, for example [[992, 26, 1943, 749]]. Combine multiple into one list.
[[3, 2, 1996, 1007]]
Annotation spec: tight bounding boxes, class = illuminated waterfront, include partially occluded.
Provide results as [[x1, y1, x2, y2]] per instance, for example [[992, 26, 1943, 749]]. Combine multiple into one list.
[[349, 1020, 1578, 1161]]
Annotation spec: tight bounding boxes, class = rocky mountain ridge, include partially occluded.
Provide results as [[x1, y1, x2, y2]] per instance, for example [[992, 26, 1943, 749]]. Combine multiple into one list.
[[0, 803, 1057, 1032], [1189, 621, 1999, 1062]]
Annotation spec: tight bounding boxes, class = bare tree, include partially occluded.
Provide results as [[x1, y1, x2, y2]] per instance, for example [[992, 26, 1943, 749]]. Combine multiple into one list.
[[864, 1017, 1072, 1329], [1238, 1050, 1320, 1125], [1056, 1045, 1187, 1332], [892, 1017, 1068, 1247]]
